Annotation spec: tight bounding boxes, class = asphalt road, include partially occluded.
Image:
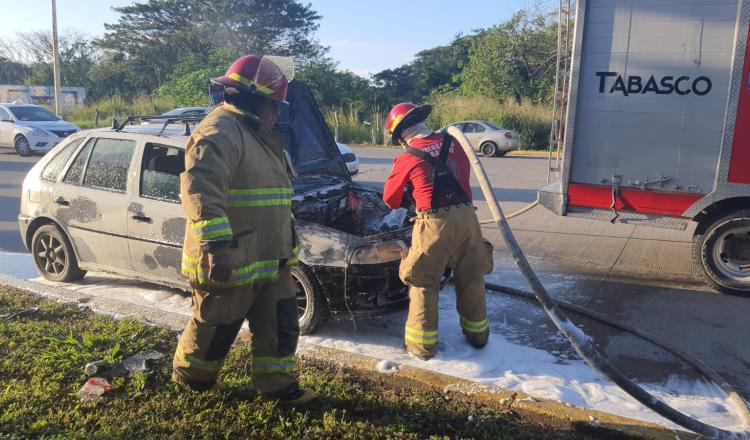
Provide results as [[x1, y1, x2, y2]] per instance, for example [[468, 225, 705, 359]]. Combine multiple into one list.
[[0, 150, 37, 253], [2, 145, 747, 404], [351, 146, 749, 401]]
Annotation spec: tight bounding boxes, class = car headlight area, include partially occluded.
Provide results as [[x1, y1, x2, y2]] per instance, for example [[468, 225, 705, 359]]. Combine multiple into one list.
[[350, 240, 407, 265], [23, 127, 60, 149]]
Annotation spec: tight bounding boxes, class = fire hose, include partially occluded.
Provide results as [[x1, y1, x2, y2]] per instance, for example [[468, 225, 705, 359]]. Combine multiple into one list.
[[446, 126, 750, 439]]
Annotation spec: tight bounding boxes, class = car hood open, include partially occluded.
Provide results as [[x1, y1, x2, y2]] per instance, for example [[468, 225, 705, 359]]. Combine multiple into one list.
[[276, 81, 351, 181]]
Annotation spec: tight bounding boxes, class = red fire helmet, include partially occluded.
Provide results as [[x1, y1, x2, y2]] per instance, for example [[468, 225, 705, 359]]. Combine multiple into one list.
[[385, 102, 432, 144], [211, 55, 294, 105]]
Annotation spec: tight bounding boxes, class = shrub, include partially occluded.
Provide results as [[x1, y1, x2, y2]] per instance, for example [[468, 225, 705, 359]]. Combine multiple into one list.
[[428, 93, 552, 149]]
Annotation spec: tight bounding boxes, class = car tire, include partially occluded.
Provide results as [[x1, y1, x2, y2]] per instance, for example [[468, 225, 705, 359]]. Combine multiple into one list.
[[31, 224, 86, 282], [290, 264, 329, 334], [692, 210, 750, 296], [480, 142, 497, 157], [14, 135, 33, 157]]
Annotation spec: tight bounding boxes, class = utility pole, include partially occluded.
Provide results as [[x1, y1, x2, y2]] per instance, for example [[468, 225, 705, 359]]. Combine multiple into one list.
[[51, 0, 63, 116]]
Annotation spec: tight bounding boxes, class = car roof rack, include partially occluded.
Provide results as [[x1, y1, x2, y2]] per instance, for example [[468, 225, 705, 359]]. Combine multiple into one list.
[[112, 114, 207, 136]]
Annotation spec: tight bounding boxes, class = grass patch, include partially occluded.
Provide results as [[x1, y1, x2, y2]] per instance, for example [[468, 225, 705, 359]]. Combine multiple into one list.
[[63, 95, 176, 130], [0, 287, 606, 439]]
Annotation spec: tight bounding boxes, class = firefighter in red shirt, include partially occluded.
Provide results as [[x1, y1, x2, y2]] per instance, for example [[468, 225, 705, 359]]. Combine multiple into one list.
[[383, 102, 494, 360]]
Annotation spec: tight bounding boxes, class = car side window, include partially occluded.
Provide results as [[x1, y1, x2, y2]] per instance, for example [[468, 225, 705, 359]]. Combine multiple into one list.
[[140, 143, 184, 203], [0, 108, 10, 121], [82, 138, 136, 192], [63, 138, 95, 184], [474, 123, 486, 133], [462, 123, 476, 133], [41, 137, 84, 181]]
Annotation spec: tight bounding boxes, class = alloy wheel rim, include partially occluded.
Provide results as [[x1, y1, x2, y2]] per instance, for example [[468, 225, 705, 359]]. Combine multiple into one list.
[[16, 137, 30, 154], [35, 234, 66, 275], [293, 276, 309, 317], [712, 226, 750, 283]]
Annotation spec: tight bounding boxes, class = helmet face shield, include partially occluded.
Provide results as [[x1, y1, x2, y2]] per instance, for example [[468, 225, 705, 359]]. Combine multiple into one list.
[[209, 82, 226, 106]]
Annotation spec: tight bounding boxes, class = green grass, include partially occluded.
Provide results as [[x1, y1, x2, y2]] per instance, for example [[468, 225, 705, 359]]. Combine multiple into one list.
[[64, 95, 176, 130], [0, 287, 609, 439]]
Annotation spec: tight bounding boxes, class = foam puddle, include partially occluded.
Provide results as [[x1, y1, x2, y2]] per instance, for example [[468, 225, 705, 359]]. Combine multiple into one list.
[[0, 251, 744, 432]]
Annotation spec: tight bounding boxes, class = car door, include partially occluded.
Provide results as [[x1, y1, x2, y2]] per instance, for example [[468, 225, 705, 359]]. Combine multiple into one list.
[[126, 141, 186, 285], [53, 136, 137, 272], [461, 122, 485, 150], [0, 107, 13, 146]]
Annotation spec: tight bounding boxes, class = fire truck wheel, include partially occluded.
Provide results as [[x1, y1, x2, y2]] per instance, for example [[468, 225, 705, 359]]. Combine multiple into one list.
[[693, 210, 750, 296], [290, 264, 330, 334]]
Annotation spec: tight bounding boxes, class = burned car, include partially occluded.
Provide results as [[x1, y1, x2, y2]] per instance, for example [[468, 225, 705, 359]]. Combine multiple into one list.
[[18, 82, 412, 333]]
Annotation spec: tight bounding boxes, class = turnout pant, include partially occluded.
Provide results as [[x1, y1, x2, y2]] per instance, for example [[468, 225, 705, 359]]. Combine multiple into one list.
[[172, 267, 300, 393], [399, 205, 493, 359]]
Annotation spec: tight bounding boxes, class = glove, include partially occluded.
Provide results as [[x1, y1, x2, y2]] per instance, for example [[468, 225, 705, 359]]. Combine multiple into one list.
[[201, 251, 233, 283], [400, 184, 414, 209]]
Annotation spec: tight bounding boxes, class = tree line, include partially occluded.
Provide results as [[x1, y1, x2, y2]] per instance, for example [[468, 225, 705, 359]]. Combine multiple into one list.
[[0, 0, 559, 140]]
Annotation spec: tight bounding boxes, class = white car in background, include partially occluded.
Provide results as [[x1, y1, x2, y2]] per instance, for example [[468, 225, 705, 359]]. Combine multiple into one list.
[[337, 142, 359, 175], [439, 120, 519, 157], [0, 103, 79, 157]]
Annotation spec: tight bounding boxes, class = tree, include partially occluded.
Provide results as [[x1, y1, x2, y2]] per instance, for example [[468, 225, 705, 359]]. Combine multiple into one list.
[[373, 34, 476, 104], [96, 0, 326, 94], [458, 11, 557, 104], [296, 60, 374, 108], [0, 38, 31, 84], [0, 31, 98, 91]]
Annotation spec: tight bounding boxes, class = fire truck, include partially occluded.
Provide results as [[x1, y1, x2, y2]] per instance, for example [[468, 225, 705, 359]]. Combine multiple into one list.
[[539, 0, 750, 295]]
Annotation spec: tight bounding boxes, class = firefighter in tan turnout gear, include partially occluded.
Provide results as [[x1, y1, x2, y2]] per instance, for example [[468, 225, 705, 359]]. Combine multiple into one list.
[[383, 103, 494, 360], [172, 54, 315, 403]]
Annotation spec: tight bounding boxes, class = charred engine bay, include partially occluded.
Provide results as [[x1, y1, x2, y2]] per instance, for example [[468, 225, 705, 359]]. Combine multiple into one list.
[[292, 178, 410, 237]]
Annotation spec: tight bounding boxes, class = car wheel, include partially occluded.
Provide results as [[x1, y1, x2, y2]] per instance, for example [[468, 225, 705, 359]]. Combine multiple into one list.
[[290, 264, 329, 334], [480, 142, 497, 157], [14, 135, 32, 157], [692, 210, 750, 296], [31, 224, 86, 282]]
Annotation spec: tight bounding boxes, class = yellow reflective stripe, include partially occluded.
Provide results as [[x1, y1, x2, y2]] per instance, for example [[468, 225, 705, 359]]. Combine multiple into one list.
[[460, 316, 489, 333], [228, 199, 291, 207], [405, 325, 438, 345], [227, 72, 275, 95], [191, 217, 233, 241], [175, 344, 222, 372], [227, 188, 293, 208], [389, 114, 406, 133], [181, 254, 280, 286], [228, 188, 293, 195], [253, 355, 296, 373], [288, 246, 300, 265]]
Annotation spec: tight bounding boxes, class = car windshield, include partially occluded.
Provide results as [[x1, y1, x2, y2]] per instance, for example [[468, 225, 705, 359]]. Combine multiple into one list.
[[9, 106, 59, 122]]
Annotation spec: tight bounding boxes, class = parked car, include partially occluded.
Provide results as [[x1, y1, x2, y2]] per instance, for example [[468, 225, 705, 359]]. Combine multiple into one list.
[[0, 103, 79, 157], [18, 82, 411, 334], [438, 120, 519, 157], [336, 142, 359, 175], [141, 107, 210, 124]]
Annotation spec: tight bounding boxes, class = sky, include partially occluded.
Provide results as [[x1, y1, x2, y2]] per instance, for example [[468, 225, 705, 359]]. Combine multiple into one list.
[[0, 0, 555, 77]]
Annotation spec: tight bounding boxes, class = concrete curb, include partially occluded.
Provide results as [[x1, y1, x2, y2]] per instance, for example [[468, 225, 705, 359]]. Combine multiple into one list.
[[1, 274, 695, 440], [299, 346, 695, 440]]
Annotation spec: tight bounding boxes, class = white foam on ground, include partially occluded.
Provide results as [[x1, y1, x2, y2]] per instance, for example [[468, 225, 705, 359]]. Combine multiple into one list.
[[0, 251, 744, 432]]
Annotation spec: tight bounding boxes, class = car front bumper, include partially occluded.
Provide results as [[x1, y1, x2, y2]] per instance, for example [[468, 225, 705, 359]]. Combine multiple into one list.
[[311, 259, 408, 316], [24, 133, 63, 152]]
